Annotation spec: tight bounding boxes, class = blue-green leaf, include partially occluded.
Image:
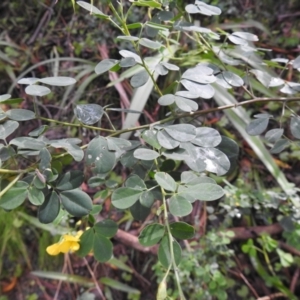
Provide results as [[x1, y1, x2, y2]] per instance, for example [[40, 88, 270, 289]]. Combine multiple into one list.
[[25, 85, 51, 96], [0, 181, 28, 210], [60, 189, 92, 217], [0, 120, 19, 140], [93, 233, 113, 262], [86, 136, 116, 173], [38, 191, 60, 224], [155, 172, 177, 192], [111, 187, 142, 209], [133, 148, 160, 160], [170, 222, 195, 240], [246, 118, 269, 136], [6, 109, 35, 121], [139, 223, 165, 246], [95, 59, 119, 75], [56, 170, 84, 190], [169, 194, 192, 217], [158, 235, 181, 268], [38, 77, 76, 86], [74, 104, 104, 125]]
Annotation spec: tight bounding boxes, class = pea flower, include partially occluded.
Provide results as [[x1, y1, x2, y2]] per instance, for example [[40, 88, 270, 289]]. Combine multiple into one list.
[[46, 231, 83, 256]]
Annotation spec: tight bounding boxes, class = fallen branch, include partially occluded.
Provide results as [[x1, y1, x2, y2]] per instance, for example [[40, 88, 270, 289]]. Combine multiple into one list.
[[226, 223, 283, 241], [114, 229, 158, 255], [115, 223, 300, 261]]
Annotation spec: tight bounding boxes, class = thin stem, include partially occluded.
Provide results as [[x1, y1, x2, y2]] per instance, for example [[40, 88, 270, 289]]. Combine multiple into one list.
[[108, 3, 127, 34], [124, 3, 134, 21], [279, 101, 286, 128], [175, 96, 300, 119], [2, 96, 300, 173], [109, 1, 164, 97], [0, 168, 32, 174], [33, 96, 39, 117], [103, 111, 116, 131], [0, 173, 23, 198], [110, 96, 300, 137], [161, 190, 186, 299], [154, 160, 186, 300], [119, 0, 125, 20], [140, 55, 163, 97], [83, 257, 106, 300], [261, 247, 276, 276], [38, 116, 115, 132]]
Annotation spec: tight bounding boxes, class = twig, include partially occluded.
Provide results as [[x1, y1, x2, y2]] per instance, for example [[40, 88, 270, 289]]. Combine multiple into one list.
[[83, 257, 106, 300], [53, 254, 68, 300], [225, 223, 283, 241], [114, 229, 158, 255], [257, 292, 286, 300], [228, 269, 259, 298], [27, 0, 57, 45], [278, 11, 300, 21], [31, 276, 53, 300], [176, 96, 300, 120], [66, 254, 79, 298], [279, 241, 300, 257], [0, 173, 23, 197], [290, 268, 300, 293]]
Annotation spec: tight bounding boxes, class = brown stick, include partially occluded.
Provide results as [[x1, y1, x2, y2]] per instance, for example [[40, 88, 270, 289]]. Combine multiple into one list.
[[114, 229, 158, 255], [114, 224, 278, 253], [279, 241, 300, 257], [226, 223, 283, 241], [228, 269, 260, 298], [115, 223, 300, 261], [257, 292, 286, 300], [290, 268, 300, 293]]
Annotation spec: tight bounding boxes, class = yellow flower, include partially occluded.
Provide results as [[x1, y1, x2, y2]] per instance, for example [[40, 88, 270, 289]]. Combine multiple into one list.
[[46, 231, 83, 256]]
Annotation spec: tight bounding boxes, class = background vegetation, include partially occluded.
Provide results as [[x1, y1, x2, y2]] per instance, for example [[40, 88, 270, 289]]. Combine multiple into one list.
[[1, 0, 300, 299]]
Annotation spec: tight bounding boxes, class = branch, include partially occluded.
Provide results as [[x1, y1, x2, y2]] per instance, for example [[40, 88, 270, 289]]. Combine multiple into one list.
[[176, 96, 300, 119], [226, 223, 283, 241], [38, 116, 115, 133], [37, 96, 300, 137], [3, 96, 300, 174], [114, 229, 158, 255]]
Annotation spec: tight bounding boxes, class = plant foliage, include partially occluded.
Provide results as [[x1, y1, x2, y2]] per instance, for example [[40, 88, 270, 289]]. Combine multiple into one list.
[[1, 0, 300, 299]]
